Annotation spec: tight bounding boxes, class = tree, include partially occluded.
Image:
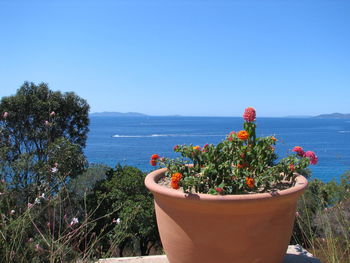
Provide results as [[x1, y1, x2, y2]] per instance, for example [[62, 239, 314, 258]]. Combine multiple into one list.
[[0, 82, 89, 200]]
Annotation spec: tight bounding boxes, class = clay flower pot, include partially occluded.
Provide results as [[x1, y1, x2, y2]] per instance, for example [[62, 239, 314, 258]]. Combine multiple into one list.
[[145, 168, 308, 263]]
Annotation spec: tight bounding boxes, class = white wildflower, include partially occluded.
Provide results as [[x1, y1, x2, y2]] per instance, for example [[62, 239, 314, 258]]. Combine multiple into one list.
[[70, 217, 79, 226]]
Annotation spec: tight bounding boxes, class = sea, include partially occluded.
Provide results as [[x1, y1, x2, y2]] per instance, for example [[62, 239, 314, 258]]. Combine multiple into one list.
[[85, 116, 350, 182]]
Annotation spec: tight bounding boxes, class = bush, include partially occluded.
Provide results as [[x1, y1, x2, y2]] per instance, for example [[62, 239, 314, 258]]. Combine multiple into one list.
[[292, 172, 350, 263], [87, 165, 161, 257]]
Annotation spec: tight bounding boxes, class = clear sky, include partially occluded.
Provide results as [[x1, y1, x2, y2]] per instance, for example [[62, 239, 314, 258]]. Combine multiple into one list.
[[0, 0, 349, 117]]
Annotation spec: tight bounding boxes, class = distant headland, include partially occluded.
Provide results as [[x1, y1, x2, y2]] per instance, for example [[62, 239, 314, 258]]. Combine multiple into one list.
[[313, 113, 350, 119]]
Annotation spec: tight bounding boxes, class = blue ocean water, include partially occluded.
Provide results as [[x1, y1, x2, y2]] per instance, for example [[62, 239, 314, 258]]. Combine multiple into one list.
[[85, 116, 350, 182]]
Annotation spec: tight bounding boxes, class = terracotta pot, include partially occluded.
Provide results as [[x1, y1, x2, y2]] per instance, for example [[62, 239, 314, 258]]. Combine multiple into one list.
[[145, 168, 308, 263]]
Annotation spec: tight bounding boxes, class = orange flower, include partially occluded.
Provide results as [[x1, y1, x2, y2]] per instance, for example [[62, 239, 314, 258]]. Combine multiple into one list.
[[171, 181, 180, 189], [237, 130, 249, 141], [171, 173, 182, 189], [171, 172, 182, 182], [193, 146, 201, 151], [246, 177, 255, 189], [271, 136, 277, 142]]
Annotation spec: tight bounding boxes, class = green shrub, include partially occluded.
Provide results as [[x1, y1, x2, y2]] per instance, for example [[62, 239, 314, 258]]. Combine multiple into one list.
[[87, 165, 160, 257]]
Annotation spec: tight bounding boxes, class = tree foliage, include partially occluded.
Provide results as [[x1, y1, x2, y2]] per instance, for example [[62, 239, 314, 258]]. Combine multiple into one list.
[[0, 82, 89, 198]]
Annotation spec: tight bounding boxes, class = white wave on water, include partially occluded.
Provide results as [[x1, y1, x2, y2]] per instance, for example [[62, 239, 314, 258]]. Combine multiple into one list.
[[112, 134, 225, 138], [339, 131, 350, 133]]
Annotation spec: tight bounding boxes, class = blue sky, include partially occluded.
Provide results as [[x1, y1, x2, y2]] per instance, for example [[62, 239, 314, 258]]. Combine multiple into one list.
[[0, 0, 349, 117]]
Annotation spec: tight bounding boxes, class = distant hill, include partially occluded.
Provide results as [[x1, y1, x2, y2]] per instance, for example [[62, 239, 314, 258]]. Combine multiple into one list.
[[90, 112, 148, 117], [313, 113, 350, 119]]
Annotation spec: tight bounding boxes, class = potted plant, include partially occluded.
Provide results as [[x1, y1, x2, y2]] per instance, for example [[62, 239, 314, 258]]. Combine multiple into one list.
[[145, 107, 317, 263]]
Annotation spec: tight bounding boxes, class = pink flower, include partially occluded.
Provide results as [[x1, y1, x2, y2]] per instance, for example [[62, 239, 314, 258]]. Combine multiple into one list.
[[292, 146, 305, 157], [173, 145, 179, 152], [2, 112, 8, 119], [27, 203, 33, 209], [50, 111, 55, 117], [202, 144, 209, 152], [243, 107, 256, 122], [54, 162, 58, 167], [305, 151, 318, 165], [44, 120, 49, 127], [228, 131, 235, 141], [28, 238, 34, 243]]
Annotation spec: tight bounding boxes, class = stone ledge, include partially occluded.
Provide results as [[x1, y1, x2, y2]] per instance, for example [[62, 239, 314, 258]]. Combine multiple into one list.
[[98, 245, 321, 263]]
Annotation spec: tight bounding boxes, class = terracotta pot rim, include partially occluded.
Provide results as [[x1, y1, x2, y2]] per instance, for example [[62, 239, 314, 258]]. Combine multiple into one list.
[[145, 168, 308, 201]]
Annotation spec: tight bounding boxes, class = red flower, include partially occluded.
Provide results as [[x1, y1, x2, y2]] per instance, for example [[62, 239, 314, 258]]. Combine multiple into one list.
[[150, 154, 160, 166], [243, 107, 256, 122], [289, 164, 295, 171], [173, 145, 179, 152], [237, 163, 249, 169], [151, 154, 159, 160], [215, 187, 223, 194], [246, 177, 255, 189], [237, 163, 244, 169], [305, 151, 318, 165], [292, 146, 305, 157]]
